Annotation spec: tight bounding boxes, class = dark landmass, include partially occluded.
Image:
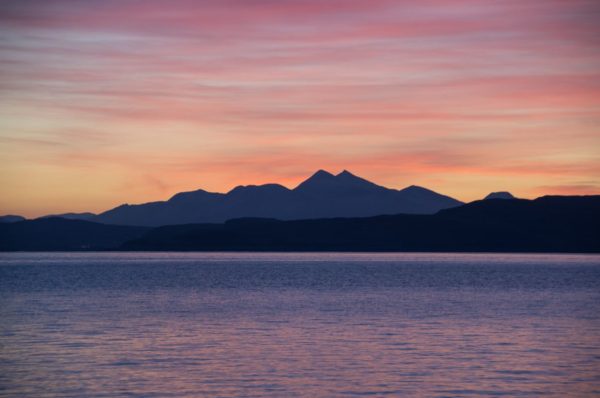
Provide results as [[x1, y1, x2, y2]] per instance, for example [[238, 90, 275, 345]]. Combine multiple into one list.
[[122, 196, 600, 253], [2, 196, 598, 252], [93, 169, 462, 226], [0, 217, 148, 251], [0, 215, 26, 223], [484, 191, 516, 200]]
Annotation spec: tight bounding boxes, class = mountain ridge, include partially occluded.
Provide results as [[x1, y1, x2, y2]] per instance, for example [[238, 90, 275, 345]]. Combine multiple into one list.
[[93, 170, 463, 226], [0, 215, 25, 223]]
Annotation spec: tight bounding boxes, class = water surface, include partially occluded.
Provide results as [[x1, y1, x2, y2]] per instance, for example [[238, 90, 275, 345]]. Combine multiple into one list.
[[1, 252, 599, 397]]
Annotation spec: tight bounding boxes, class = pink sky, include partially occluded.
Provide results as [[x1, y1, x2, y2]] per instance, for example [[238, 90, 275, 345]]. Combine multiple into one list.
[[1, 0, 599, 217]]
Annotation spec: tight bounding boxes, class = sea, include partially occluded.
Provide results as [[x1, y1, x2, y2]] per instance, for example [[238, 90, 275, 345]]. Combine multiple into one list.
[[0, 252, 599, 397]]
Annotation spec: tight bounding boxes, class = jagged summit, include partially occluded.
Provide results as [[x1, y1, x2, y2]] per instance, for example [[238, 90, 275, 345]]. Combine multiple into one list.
[[337, 169, 354, 177], [295, 169, 382, 193], [335, 170, 372, 183]]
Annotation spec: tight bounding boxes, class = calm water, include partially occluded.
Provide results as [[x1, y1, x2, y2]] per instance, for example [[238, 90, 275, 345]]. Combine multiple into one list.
[[1, 253, 599, 397]]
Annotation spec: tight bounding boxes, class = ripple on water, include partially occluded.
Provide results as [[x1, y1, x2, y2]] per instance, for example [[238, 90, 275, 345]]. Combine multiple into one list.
[[0, 252, 599, 397]]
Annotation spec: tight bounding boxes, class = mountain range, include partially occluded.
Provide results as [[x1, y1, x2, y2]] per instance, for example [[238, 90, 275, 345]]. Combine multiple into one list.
[[1, 169, 595, 252], [91, 170, 463, 226], [1, 170, 522, 227]]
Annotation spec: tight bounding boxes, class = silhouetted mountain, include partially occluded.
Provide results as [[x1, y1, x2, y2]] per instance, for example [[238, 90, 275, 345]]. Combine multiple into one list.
[[93, 170, 462, 226], [122, 196, 600, 253], [484, 191, 516, 200], [39, 212, 96, 221], [0, 215, 25, 223], [0, 217, 148, 251]]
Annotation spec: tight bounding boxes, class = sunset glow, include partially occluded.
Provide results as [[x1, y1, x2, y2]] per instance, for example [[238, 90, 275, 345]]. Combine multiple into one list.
[[1, 0, 599, 217]]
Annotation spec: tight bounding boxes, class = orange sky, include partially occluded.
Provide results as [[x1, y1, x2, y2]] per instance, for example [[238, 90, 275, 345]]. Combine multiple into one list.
[[1, 0, 599, 217]]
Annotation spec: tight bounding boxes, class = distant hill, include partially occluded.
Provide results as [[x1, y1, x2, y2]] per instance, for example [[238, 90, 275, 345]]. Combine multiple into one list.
[[484, 191, 516, 200], [0, 215, 25, 223], [39, 212, 96, 221], [0, 217, 148, 251], [93, 170, 463, 226], [122, 196, 600, 253]]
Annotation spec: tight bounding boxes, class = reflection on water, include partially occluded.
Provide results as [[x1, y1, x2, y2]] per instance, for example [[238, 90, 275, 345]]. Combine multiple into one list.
[[1, 252, 599, 397]]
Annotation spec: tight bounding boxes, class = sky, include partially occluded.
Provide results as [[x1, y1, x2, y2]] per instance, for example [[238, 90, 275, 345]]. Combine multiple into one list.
[[1, 0, 599, 217]]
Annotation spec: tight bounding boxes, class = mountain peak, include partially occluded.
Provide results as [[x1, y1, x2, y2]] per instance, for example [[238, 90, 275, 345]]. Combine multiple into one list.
[[312, 169, 335, 178], [336, 169, 383, 188], [169, 188, 209, 201], [294, 170, 336, 191], [399, 185, 436, 194], [484, 191, 515, 200], [337, 169, 354, 177]]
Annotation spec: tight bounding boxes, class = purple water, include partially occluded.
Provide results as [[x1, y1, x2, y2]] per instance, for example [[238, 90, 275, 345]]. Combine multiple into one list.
[[1, 252, 599, 397]]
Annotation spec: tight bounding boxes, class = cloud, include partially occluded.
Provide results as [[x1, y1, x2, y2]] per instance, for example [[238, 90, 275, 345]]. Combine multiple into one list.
[[1, 0, 599, 216], [534, 184, 600, 196]]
